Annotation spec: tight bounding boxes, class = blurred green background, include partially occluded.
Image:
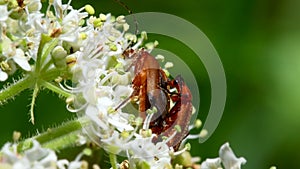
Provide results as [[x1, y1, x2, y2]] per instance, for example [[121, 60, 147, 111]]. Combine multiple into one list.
[[1, 0, 300, 168]]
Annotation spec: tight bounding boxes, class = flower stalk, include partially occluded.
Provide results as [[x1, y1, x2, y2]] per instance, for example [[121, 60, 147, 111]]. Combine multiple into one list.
[[41, 81, 72, 98], [0, 76, 34, 104], [17, 117, 90, 152], [109, 153, 118, 169], [35, 34, 53, 73]]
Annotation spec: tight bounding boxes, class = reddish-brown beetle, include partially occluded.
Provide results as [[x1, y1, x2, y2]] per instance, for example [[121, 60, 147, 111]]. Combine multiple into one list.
[[119, 49, 193, 148]]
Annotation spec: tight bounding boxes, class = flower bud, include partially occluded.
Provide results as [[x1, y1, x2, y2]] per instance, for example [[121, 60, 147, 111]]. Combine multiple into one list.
[[123, 23, 129, 31], [116, 15, 125, 24], [199, 129, 208, 138], [51, 46, 67, 69], [27, 0, 42, 12], [164, 62, 174, 69], [141, 31, 148, 40], [155, 54, 165, 62], [124, 33, 137, 42], [66, 54, 77, 68], [145, 41, 159, 50], [99, 13, 106, 21], [84, 4, 95, 15], [12, 131, 21, 142], [194, 119, 202, 128], [52, 46, 67, 60]]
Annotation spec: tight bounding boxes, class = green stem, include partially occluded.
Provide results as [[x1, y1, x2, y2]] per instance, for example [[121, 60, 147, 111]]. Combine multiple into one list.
[[0, 76, 34, 103], [40, 59, 54, 73], [35, 117, 89, 144], [41, 68, 65, 81], [41, 39, 59, 65], [109, 153, 118, 169], [40, 39, 59, 73], [18, 117, 91, 152], [36, 34, 52, 72], [41, 80, 71, 98]]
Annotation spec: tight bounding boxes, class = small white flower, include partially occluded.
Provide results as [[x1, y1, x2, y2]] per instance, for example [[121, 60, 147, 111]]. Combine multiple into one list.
[[107, 113, 134, 132], [201, 158, 222, 169], [12, 49, 31, 71], [85, 105, 109, 130], [200, 143, 246, 169], [219, 142, 246, 169], [126, 135, 171, 169], [0, 140, 85, 169], [59, 9, 88, 42], [101, 131, 130, 154], [1, 35, 31, 72], [1, 140, 57, 168], [25, 12, 46, 32]]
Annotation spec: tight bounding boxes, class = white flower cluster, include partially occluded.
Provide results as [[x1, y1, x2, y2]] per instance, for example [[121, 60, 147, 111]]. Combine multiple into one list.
[[0, 0, 247, 168], [0, 140, 84, 169], [0, 0, 90, 81], [69, 8, 174, 168], [0, 0, 175, 167], [0, 1, 38, 80], [57, 2, 248, 169]]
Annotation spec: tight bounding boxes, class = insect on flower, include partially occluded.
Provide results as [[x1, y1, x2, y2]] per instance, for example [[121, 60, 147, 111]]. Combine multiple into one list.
[[116, 49, 193, 149]]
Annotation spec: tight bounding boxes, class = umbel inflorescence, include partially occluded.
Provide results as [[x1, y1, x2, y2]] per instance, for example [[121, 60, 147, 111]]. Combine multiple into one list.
[[0, 0, 247, 169]]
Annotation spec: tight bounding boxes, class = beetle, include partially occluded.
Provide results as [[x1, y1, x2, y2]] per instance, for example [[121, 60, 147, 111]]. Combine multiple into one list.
[[150, 75, 193, 148], [127, 50, 170, 120], [118, 49, 193, 149]]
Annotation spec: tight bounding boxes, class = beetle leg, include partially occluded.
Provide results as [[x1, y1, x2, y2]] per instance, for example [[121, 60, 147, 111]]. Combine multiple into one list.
[[114, 71, 143, 111]]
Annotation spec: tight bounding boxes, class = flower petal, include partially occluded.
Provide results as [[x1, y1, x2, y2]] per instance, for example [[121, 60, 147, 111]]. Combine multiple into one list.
[[13, 49, 31, 71], [201, 158, 221, 169], [219, 142, 246, 169]]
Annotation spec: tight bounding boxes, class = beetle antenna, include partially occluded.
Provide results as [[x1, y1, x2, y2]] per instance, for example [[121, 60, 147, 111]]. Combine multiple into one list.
[[113, 0, 139, 36]]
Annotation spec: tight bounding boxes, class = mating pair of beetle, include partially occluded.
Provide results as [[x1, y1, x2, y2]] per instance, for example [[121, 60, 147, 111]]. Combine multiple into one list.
[[117, 49, 193, 149]]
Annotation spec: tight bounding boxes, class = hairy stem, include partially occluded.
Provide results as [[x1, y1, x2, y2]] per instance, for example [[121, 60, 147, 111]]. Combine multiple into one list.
[[109, 153, 118, 169], [18, 117, 91, 152], [0, 76, 34, 104]]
